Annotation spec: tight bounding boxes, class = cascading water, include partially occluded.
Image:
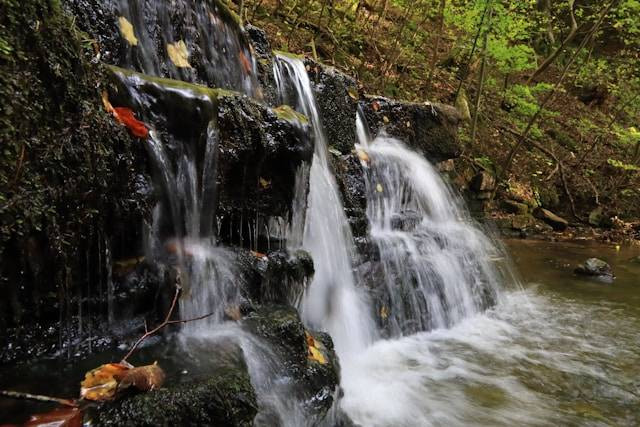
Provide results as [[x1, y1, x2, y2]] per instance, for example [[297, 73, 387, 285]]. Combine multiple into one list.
[[116, 0, 259, 97], [273, 55, 377, 357], [355, 125, 506, 335]]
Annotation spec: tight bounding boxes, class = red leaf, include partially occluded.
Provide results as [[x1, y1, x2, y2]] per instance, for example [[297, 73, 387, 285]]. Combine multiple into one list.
[[24, 407, 82, 427], [238, 51, 252, 75], [113, 107, 149, 139]]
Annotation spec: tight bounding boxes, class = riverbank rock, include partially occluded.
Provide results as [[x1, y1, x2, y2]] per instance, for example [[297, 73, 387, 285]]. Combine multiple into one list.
[[574, 258, 615, 282], [533, 207, 569, 231], [359, 96, 462, 162], [502, 199, 529, 215]]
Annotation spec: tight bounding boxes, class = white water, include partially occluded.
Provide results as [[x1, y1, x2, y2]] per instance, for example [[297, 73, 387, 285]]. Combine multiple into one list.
[[356, 133, 508, 335], [273, 55, 377, 357]]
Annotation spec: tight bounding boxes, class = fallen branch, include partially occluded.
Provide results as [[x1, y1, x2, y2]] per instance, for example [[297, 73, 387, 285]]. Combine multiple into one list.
[[0, 390, 77, 407]]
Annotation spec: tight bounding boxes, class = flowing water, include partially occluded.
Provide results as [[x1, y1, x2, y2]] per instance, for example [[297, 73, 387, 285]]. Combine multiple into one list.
[[273, 54, 377, 357]]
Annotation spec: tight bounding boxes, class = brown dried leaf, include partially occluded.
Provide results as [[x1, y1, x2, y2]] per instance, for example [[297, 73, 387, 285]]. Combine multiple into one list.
[[115, 362, 165, 393], [371, 100, 381, 111], [259, 177, 271, 189], [80, 363, 130, 401]]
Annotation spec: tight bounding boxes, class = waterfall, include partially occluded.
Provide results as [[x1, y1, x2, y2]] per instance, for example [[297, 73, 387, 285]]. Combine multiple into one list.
[[355, 112, 506, 335], [273, 55, 377, 357]]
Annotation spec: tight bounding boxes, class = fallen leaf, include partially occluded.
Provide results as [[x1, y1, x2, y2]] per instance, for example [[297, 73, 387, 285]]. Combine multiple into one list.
[[382, 116, 389, 124], [113, 107, 149, 138], [376, 183, 383, 193], [167, 40, 192, 68], [101, 90, 114, 113], [347, 87, 358, 100], [406, 121, 411, 128], [24, 407, 83, 427], [250, 250, 267, 258], [356, 148, 369, 164], [259, 177, 271, 188], [118, 16, 138, 46], [115, 363, 165, 393], [305, 331, 327, 364], [80, 363, 130, 401], [371, 100, 381, 111], [238, 51, 252, 75], [380, 305, 389, 319], [308, 346, 326, 364]]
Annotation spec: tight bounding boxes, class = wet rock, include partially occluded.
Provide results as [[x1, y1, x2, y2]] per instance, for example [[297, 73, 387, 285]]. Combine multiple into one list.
[[108, 67, 313, 239], [359, 96, 462, 162], [304, 58, 359, 154], [533, 207, 568, 231], [94, 352, 257, 426], [588, 207, 613, 228], [332, 153, 368, 237], [574, 258, 615, 282], [501, 199, 528, 215], [243, 306, 340, 418], [241, 249, 314, 305]]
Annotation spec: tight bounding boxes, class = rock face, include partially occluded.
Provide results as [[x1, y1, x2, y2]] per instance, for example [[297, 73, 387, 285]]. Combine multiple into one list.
[[533, 207, 569, 231], [359, 95, 462, 162], [304, 58, 359, 154], [502, 199, 529, 215], [574, 258, 615, 282]]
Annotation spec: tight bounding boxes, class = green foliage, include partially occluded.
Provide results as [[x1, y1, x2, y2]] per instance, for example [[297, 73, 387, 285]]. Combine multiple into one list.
[[607, 158, 640, 171]]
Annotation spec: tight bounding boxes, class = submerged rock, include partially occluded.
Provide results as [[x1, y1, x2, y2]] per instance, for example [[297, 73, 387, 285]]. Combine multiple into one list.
[[359, 96, 462, 162], [533, 207, 569, 231], [574, 258, 615, 282]]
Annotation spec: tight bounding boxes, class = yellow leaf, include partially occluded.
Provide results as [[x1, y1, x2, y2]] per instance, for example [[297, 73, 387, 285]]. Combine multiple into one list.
[[308, 346, 326, 364], [376, 183, 383, 193], [167, 40, 192, 68], [347, 87, 358, 100], [118, 16, 138, 46], [101, 90, 114, 113], [380, 305, 389, 319], [382, 116, 389, 124], [259, 177, 271, 188], [356, 148, 369, 164]]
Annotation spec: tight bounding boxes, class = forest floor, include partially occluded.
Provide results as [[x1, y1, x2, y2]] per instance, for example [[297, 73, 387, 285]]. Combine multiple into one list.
[[237, 0, 640, 244]]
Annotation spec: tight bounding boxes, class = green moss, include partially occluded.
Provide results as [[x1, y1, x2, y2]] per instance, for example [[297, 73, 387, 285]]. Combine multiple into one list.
[[273, 105, 309, 124], [273, 50, 305, 60], [107, 65, 238, 100]]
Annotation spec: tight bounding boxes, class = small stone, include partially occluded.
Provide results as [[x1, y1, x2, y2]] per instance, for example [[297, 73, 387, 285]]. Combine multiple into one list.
[[574, 258, 614, 282]]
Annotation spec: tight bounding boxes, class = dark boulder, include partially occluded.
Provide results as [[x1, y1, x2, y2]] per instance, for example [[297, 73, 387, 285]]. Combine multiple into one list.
[[574, 258, 615, 282], [359, 96, 462, 162]]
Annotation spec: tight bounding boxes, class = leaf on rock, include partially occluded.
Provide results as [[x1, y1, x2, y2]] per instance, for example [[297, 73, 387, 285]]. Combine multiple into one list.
[[118, 16, 138, 46], [376, 183, 383, 193], [101, 90, 114, 113], [380, 305, 389, 320], [80, 363, 130, 401], [305, 331, 327, 365], [259, 177, 271, 189], [167, 40, 192, 68], [382, 115, 390, 124], [24, 407, 83, 427], [112, 107, 149, 138], [371, 100, 381, 111], [356, 148, 369, 165], [115, 363, 165, 393], [347, 87, 358, 100]]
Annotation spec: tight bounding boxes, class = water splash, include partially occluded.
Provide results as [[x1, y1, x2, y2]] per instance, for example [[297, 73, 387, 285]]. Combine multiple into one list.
[[273, 54, 377, 357]]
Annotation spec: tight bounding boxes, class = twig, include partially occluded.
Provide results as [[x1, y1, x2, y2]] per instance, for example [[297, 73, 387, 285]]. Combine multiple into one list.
[[120, 285, 215, 363], [0, 390, 77, 407]]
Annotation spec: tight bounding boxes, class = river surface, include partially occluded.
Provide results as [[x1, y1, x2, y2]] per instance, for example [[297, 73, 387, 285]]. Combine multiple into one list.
[[1, 239, 639, 426], [341, 238, 640, 426]]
